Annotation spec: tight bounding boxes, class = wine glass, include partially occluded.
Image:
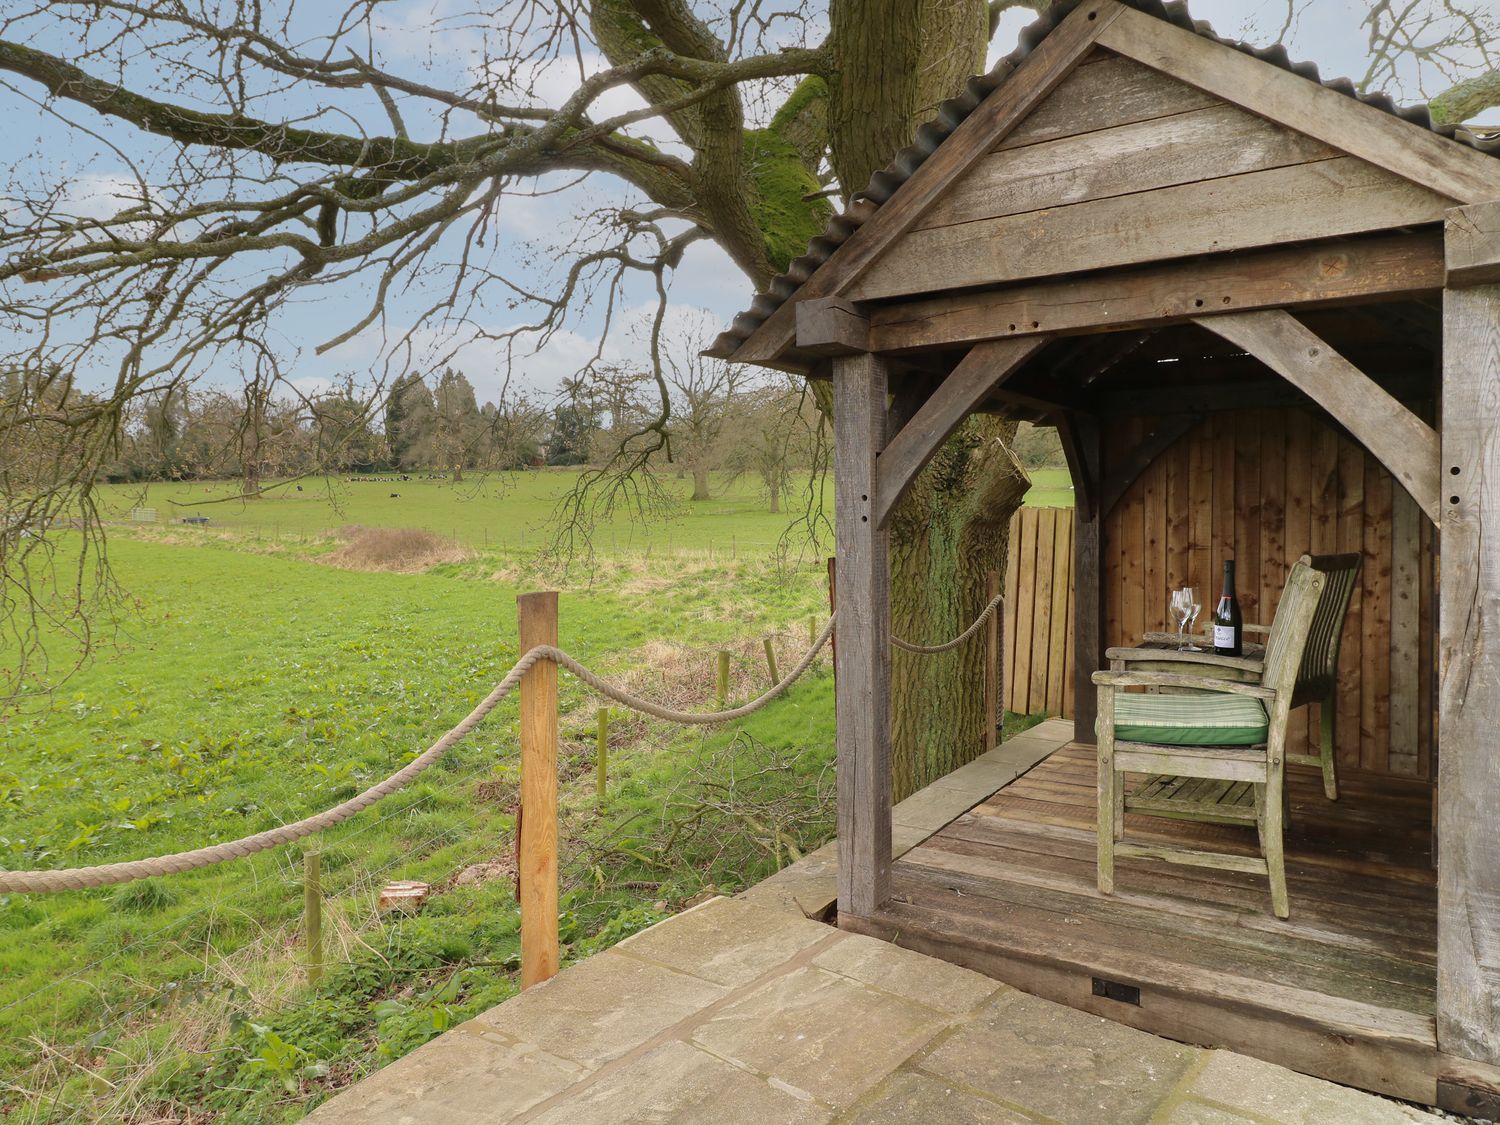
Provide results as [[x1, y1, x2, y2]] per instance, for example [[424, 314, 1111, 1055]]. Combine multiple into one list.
[[1171, 589, 1191, 650], [1181, 586, 1202, 651]]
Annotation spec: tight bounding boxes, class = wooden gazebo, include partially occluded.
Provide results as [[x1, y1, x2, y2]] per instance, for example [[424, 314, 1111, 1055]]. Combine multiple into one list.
[[710, 0, 1500, 1112]]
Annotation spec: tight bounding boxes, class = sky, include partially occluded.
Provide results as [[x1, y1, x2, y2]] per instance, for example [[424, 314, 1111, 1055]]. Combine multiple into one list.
[[0, 0, 1491, 411]]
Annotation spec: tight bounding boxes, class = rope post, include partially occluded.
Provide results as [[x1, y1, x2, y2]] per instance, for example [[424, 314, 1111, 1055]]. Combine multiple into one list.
[[595, 706, 609, 809], [303, 847, 323, 986], [985, 570, 1002, 753], [827, 557, 838, 688], [762, 637, 780, 687], [518, 591, 560, 989], [716, 650, 731, 709]]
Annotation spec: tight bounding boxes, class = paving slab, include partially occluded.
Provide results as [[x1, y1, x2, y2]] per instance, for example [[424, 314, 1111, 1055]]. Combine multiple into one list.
[[614, 895, 831, 987], [1186, 1051, 1444, 1124], [920, 990, 1201, 1124], [690, 963, 950, 1109], [471, 948, 726, 1069], [305, 1022, 584, 1123], [528, 1040, 833, 1125], [812, 931, 1004, 1016], [839, 1069, 1039, 1124]]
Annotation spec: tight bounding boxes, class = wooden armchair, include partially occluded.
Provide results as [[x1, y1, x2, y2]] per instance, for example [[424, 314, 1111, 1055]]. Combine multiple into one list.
[[1094, 562, 1327, 918], [1109, 553, 1361, 800]]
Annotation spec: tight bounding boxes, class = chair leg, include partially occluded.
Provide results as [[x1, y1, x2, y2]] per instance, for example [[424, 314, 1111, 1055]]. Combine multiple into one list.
[[1318, 694, 1339, 801], [1097, 696, 1116, 895], [1258, 774, 1290, 920]]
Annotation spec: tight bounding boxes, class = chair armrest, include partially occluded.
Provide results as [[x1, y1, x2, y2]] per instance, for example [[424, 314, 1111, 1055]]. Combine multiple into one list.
[[1106, 647, 1264, 675], [1093, 669, 1277, 701]]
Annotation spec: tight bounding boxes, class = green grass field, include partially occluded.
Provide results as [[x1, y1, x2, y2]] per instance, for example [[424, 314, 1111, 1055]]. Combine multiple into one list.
[[95, 465, 1072, 553], [2, 466, 1063, 1121], [1, 532, 843, 1121]]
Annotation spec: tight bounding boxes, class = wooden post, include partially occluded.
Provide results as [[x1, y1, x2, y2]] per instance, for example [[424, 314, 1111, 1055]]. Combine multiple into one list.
[[595, 707, 609, 808], [762, 638, 780, 686], [1068, 415, 1105, 746], [303, 848, 323, 986], [716, 650, 731, 709], [984, 570, 1002, 752], [832, 350, 892, 919], [517, 591, 559, 989], [1437, 202, 1500, 1070], [827, 556, 838, 683]]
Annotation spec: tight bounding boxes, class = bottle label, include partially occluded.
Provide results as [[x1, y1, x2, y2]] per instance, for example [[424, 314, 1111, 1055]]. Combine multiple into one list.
[[1214, 625, 1237, 649]]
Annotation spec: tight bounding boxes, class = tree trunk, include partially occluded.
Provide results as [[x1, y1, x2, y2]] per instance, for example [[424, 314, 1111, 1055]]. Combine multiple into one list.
[[768, 477, 781, 513], [691, 466, 711, 501], [828, 0, 1021, 800], [889, 421, 1029, 798]]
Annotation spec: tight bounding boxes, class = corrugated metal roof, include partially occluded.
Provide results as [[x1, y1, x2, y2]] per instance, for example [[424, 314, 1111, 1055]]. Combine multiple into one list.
[[708, 0, 1499, 360]]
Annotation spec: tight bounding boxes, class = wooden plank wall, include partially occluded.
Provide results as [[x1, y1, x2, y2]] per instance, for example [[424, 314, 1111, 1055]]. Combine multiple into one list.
[[1004, 506, 1076, 719], [1103, 408, 1436, 779]]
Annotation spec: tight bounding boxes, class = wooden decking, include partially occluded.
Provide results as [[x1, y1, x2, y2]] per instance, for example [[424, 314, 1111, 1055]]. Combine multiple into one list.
[[843, 743, 1443, 1103]]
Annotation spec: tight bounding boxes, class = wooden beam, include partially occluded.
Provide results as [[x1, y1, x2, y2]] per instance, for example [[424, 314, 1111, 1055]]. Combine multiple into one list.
[[1446, 201, 1500, 288], [874, 336, 1051, 528], [1097, 4, 1500, 204], [795, 296, 869, 355], [1070, 414, 1104, 746], [1056, 411, 1098, 520], [724, 0, 1122, 366], [1437, 279, 1500, 1067], [1100, 414, 1203, 517], [834, 351, 893, 919], [1194, 310, 1440, 524], [869, 232, 1445, 353]]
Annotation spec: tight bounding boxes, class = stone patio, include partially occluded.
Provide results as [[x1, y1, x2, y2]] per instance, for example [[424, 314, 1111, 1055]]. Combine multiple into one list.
[[307, 720, 1443, 1124]]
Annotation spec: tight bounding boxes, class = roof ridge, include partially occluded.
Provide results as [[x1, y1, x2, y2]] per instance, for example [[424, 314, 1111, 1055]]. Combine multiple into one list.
[[709, 0, 1498, 359]]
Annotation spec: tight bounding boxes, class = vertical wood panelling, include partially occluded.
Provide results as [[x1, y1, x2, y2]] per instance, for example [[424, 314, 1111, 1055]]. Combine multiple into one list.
[[1284, 409, 1313, 754], [1337, 435, 1366, 773], [1099, 406, 1435, 779], [1004, 506, 1076, 719]]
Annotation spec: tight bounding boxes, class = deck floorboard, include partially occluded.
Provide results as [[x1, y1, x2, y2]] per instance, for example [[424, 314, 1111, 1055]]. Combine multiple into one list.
[[844, 742, 1441, 1103]]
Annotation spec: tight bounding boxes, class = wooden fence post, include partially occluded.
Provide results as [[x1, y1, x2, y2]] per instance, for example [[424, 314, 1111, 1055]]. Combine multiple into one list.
[[827, 556, 838, 687], [762, 638, 780, 686], [716, 650, 731, 709], [985, 570, 1002, 752], [303, 848, 323, 986], [518, 591, 560, 989], [596, 707, 609, 808]]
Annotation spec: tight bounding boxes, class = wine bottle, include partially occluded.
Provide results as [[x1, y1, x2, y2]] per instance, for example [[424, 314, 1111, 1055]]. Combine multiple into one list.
[[1213, 560, 1243, 657]]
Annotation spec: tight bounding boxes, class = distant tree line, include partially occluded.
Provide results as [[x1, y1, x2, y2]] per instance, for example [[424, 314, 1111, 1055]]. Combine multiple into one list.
[[32, 335, 825, 513]]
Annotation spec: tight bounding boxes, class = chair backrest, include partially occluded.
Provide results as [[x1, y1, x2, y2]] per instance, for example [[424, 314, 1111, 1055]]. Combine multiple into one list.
[[1287, 552, 1361, 707], [1260, 562, 1328, 716]]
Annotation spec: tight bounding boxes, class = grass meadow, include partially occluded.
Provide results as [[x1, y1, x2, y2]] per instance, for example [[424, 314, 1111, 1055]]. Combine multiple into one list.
[[1, 468, 1066, 1121]]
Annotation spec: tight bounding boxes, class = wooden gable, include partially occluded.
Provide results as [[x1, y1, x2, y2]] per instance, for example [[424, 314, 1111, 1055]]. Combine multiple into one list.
[[719, 0, 1500, 368], [850, 52, 1457, 302]]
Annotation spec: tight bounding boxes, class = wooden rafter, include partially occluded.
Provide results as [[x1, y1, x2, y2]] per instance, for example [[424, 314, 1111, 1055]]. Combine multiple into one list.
[[873, 337, 1052, 529], [868, 233, 1445, 353], [1193, 310, 1441, 523]]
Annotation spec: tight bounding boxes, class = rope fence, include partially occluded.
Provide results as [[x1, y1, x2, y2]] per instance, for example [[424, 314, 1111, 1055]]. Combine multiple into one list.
[[1, 580, 1005, 992]]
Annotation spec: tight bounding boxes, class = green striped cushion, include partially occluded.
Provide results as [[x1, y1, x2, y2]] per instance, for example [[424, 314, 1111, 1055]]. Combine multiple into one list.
[[1113, 694, 1269, 747]]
